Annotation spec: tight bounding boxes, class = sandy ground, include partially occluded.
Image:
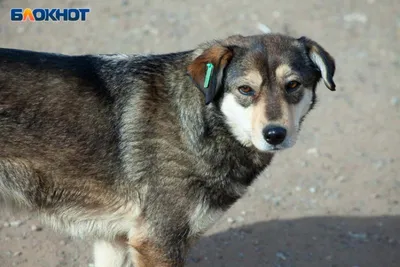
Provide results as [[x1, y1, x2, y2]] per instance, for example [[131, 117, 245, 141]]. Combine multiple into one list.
[[0, 0, 399, 266]]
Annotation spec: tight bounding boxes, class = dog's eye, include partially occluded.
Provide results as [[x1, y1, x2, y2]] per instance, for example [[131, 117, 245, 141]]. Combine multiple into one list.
[[286, 81, 301, 93], [238, 86, 255, 96]]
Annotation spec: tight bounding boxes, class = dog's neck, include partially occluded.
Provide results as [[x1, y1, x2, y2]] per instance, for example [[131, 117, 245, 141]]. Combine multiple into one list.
[[173, 86, 273, 208]]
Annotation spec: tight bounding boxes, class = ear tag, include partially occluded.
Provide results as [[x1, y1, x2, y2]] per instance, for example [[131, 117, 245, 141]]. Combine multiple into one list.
[[203, 63, 214, 88]]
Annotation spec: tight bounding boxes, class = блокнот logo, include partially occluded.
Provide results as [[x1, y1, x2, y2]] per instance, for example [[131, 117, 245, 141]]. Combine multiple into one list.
[[10, 8, 90, 21]]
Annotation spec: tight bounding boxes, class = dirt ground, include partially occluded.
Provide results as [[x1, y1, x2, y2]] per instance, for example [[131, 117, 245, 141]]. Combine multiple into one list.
[[0, 0, 399, 266]]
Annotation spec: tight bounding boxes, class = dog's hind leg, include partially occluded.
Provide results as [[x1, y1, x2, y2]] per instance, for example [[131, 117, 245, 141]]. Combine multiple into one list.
[[0, 158, 45, 208], [94, 240, 132, 267]]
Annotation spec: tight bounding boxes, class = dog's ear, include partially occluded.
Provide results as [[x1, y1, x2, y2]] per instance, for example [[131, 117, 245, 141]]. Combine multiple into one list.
[[298, 36, 336, 91], [187, 44, 233, 105]]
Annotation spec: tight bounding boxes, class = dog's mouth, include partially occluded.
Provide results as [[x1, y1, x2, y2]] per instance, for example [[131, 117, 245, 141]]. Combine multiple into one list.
[[267, 145, 288, 153], [252, 139, 295, 153], [253, 145, 286, 153]]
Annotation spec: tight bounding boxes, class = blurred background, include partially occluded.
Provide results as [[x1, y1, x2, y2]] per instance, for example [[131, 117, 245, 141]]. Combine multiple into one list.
[[0, 0, 399, 266]]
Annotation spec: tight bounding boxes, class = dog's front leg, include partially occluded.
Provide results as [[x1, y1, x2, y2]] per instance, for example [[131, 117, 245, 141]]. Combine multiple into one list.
[[94, 240, 132, 267], [129, 236, 187, 267]]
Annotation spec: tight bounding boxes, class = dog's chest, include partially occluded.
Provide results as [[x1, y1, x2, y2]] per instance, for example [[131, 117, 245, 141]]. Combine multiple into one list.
[[186, 166, 261, 236], [188, 201, 224, 236]]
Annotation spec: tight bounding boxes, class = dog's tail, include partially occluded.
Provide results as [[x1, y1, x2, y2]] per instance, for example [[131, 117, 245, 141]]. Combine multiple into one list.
[[0, 158, 44, 209]]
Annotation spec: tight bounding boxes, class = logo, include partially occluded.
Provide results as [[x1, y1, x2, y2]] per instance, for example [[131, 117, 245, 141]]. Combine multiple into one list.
[[10, 8, 90, 22]]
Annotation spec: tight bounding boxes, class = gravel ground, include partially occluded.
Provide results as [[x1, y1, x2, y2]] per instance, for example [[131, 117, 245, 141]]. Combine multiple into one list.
[[0, 0, 399, 266]]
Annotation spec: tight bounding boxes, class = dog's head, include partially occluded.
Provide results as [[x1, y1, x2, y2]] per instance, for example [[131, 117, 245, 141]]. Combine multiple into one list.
[[187, 34, 335, 152]]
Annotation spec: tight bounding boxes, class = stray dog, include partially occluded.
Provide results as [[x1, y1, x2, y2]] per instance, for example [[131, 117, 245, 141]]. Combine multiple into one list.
[[0, 33, 335, 267]]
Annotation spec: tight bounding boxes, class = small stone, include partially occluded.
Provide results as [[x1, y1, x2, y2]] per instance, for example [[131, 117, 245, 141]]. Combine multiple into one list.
[[143, 24, 159, 36], [306, 148, 319, 157], [325, 255, 332, 261], [309, 187, 317, 193], [356, 51, 368, 58], [31, 225, 42, 231], [263, 194, 271, 201], [343, 13, 368, 24], [372, 193, 381, 199], [257, 23, 272, 34], [227, 217, 235, 224], [300, 160, 308, 167], [272, 196, 281, 206], [276, 251, 287, 261], [3, 222, 10, 227], [236, 216, 245, 223], [13, 251, 22, 257], [295, 186, 302, 192], [336, 175, 346, 183], [374, 160, 384, 170], [391, 97, 399, 106], [272, 11, 281, 18], [348, 231, 368, 241], [110, 15, 118, 23], [10, 220, 22, 227]]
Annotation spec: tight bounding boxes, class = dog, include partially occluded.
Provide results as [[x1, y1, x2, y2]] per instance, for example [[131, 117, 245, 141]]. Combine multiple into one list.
[[0, 33, 335, 267]]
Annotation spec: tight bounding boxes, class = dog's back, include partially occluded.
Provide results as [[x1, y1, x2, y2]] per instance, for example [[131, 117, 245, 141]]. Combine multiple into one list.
[[0, 49, 121, 209]]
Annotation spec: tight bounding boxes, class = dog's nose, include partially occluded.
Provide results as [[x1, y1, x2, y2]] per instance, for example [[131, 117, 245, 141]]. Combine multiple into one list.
[[263, 126, 287, 145]]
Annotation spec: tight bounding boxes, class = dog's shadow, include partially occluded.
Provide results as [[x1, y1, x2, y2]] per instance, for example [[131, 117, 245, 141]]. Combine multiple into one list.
[[187, 216, 400, 267]]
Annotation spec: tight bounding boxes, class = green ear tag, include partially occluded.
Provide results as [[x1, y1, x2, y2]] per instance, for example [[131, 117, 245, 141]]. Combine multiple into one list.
[[203, 63, 214, 88]]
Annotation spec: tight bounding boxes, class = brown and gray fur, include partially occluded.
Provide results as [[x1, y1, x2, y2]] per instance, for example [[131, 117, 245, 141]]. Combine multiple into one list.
[[0, 33, 335, 267]]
